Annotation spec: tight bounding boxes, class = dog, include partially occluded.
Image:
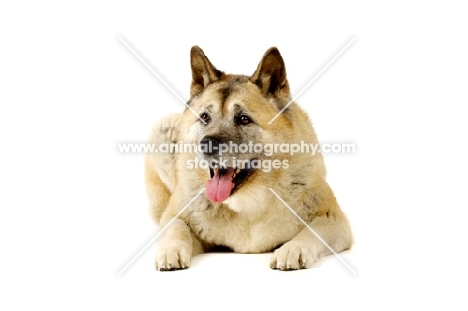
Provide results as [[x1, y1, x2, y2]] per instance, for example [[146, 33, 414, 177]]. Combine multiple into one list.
[[145, 46, 353, 271]]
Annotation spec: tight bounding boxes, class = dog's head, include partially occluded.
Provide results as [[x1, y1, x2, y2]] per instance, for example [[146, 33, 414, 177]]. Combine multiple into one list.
[[184, 46, 295, 203]]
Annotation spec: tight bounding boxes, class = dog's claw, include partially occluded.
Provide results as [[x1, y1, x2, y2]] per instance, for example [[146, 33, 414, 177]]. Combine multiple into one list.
[[270, 242, 316, 271], [155, 246, 191, 272]]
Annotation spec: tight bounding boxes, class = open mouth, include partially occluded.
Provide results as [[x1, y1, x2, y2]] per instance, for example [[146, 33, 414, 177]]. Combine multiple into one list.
[[205, 160, 256, 203]]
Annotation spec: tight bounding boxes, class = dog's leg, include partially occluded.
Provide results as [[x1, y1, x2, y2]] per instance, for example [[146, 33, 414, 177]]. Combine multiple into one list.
[[145, 156, 171, 224], [155, 212, 204, 271], [270, 183, 353, 270], [269, 212, 352, 270]]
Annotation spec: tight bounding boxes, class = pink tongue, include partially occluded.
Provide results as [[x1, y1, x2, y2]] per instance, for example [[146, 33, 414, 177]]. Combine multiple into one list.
[[206, 167, 235, 202]]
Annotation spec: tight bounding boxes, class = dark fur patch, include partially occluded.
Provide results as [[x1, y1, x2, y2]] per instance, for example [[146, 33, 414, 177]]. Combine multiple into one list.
[[217, 76, 249, 111]]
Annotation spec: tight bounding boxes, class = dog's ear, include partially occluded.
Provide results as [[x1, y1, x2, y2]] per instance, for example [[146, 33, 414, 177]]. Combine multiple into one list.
[[190, 46, 224, 98], [250, 47, 290, 99]]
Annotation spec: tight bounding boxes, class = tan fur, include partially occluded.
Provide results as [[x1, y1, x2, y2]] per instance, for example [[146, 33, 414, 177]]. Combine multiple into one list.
[[145, 46, 353, 271]]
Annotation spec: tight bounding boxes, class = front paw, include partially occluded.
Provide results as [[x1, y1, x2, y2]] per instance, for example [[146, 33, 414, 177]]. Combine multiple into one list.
[[155, 245, 191, 271], [269, 241, 317, 270]]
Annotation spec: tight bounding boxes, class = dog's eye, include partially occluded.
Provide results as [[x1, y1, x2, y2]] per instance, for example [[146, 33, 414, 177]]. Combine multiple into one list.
[[200, 113, 210, 123], [237, 115, 252, 125]]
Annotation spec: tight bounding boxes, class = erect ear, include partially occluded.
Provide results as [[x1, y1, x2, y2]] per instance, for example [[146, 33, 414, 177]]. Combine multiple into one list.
[[190, 46, 224, 98], [250, 47, 290, 98]]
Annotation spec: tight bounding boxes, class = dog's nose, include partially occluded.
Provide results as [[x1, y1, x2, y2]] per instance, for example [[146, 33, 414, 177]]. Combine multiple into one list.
[[200, 136, 221, 155]]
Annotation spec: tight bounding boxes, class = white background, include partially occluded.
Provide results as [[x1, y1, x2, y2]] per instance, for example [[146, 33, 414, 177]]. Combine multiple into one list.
[[1, 1, 467, 310]]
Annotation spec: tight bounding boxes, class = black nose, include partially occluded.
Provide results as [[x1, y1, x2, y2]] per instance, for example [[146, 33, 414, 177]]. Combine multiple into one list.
[[200, 136, 221, 155]]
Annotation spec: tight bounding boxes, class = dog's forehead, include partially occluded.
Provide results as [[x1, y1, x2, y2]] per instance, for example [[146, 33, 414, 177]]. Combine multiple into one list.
[[197, 75, 257, 113]]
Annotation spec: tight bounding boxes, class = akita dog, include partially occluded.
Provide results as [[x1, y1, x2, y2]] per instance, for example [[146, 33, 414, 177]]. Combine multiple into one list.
[[145, 46, 353, 270]]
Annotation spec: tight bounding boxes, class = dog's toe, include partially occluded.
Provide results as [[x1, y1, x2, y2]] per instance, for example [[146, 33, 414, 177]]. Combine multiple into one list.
[[270, 242, 316, 271], [155, 246, 191, 271]]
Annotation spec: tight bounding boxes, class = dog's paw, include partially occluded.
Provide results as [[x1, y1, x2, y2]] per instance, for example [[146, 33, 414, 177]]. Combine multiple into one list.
[[269, 241, 317, 270], [155, 246, 191, 271]]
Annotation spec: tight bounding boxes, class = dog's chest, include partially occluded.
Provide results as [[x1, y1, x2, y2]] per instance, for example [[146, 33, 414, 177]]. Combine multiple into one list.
[[188, 206, 302, 253]]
